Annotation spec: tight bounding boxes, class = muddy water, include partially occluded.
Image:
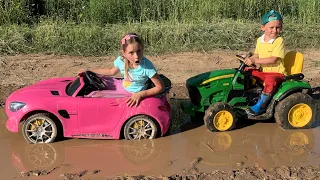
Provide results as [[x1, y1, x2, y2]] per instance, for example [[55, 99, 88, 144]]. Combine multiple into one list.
[[1, 108, 320, 180]]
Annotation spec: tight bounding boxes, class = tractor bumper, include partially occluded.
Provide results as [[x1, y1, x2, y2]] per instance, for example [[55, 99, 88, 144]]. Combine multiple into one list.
[[180, 101, 204, 116]]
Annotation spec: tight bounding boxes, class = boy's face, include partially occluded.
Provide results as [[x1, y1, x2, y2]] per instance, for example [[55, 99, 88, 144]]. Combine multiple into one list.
[[122, 43, 143, 66], [260, 20, 282, 40]]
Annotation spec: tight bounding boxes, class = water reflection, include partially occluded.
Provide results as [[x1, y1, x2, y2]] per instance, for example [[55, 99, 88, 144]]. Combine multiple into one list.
[[190, 124, 316, 169], [9, 137, 167, 177], [2, 106, 320, 178], [0, 108, 10, 138]]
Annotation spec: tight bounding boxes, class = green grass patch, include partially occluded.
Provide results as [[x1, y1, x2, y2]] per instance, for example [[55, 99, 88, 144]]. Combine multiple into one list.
[[1, 0, 320, 25], [1, 19, 320, 56]]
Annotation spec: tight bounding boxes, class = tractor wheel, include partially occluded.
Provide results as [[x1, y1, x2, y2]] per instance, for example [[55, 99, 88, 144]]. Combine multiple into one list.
[[275, 92, 316, 129], [204, 102, 238, 132]]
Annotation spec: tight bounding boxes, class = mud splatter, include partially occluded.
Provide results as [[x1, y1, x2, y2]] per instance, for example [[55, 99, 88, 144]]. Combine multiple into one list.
[[59, 170, 88, 180], [20, 166, 59, 177], [112, 166, 320, 180], [183, 157, 202, 174]]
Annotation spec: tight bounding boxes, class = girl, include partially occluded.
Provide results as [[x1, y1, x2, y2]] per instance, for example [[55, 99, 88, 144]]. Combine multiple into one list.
[[79, 33, 164, 107]]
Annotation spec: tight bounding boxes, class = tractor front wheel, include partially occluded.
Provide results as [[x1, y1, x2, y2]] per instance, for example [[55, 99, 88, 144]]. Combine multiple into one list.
[[204, 102, 238, 132], [275, 92, 316, 129]]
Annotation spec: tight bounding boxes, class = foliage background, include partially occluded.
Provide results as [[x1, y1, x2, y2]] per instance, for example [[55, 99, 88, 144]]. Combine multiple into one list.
[[1, 0, 320, 55]]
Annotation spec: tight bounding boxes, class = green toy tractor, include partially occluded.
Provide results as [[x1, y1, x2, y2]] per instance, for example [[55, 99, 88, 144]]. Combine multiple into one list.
[[181, 51, 317, 132]]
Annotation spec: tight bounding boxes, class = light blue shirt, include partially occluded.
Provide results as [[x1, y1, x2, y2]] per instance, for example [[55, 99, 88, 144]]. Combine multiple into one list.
[[114, 56, 157, 93]]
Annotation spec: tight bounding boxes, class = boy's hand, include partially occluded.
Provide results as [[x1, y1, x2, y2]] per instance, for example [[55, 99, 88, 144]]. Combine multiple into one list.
[[244, 57, 255, 66], [126, 91, 145, 107]]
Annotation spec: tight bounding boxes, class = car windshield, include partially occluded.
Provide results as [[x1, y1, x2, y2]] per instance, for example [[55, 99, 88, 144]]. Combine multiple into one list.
[[66, 77, 81, 96]]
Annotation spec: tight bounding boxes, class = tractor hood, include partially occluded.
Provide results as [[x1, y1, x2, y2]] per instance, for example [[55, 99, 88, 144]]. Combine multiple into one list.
[[186, 69, 236, 86]]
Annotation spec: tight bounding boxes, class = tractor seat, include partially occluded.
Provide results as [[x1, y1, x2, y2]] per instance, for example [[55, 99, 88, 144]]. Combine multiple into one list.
[[283, 51, 304, 81]]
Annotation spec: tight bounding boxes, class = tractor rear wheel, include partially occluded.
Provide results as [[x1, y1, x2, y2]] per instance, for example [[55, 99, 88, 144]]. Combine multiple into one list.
[[275, 92, 316, 129], [204, 102, 238, 132]]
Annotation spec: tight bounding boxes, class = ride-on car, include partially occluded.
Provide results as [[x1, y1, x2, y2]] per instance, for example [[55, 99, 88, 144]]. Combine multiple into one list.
[[181, 51, 317, 132], [5, 71, 172, 144]]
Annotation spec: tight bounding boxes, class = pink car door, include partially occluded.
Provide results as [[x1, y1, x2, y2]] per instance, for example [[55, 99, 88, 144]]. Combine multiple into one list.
[[77, 97, 125, 134]]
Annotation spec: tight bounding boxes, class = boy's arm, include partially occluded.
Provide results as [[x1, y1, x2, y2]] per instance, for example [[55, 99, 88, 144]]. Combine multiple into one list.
[[254, 56, 279, 65], [253, 37, 284, 65]]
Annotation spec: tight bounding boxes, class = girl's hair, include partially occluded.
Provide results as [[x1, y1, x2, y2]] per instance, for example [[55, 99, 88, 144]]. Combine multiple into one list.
[[120, 33, 143, 80]]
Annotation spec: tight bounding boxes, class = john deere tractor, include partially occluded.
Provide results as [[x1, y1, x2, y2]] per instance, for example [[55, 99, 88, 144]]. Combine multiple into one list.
[[181, 51, 317, 132]]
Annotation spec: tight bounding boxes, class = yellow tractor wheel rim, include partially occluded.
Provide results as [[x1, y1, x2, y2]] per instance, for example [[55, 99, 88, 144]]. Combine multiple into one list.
[[213, 110, 233, 131], [285, 132, 309, 155], [288, 103, 312, 128], [213, 132, 232, 151]]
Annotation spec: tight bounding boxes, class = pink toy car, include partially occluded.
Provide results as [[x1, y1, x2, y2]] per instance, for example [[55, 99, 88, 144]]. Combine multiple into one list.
[[5, 71, 172, 144]]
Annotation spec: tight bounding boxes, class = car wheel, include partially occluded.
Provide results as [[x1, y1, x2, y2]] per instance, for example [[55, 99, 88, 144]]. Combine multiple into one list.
[[124, 115, 158, 140], [204, 102, 238, 132], [22, 113, 58, 144], [275, 92, 316, 129]]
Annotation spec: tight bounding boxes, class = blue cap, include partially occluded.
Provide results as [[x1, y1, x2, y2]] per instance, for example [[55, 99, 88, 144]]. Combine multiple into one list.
[[261, 10, 283, 25]]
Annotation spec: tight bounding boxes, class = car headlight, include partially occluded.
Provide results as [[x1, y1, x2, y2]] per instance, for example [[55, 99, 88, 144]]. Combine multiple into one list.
[[9, 102, 26, 112]]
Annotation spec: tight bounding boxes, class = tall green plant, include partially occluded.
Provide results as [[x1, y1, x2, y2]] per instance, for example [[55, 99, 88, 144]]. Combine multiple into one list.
[[45, 0, 90, 23], [0, 0, 29, 25]]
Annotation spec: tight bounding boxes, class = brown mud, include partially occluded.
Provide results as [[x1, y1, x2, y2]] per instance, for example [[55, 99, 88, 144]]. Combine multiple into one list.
[[2, 108, 320, 179], [0, 50, 320, 179]]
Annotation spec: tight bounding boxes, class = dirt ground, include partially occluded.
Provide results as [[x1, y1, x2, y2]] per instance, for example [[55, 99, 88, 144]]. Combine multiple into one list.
[[1, 49, 320, 102], [1, 50, 320, 179], [1, 49, 320, 103]]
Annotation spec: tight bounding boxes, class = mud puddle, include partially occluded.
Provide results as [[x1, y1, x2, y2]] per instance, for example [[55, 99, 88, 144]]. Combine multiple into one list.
[[1, 108, 320, 180]]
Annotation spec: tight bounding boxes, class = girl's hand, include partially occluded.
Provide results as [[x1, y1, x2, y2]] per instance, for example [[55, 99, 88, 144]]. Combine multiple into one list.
[[126, 91, 145, 107], [77, 69, 86, 76], [244, 57, 255, 66]]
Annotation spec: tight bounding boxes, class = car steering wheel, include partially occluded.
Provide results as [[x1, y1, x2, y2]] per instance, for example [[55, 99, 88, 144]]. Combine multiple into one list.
[[84, 71, 107, 90]]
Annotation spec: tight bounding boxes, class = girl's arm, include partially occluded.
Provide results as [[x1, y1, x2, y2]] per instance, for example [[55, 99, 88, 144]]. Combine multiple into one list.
[[126, 73, 165, 107], [79, 67, 120, 76], [142, 73, 165, 96], [90, 67, 120, 76]]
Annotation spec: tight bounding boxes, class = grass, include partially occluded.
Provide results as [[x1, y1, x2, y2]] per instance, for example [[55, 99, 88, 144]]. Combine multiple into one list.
[[1, 0, 320, 56], [1, 19, 320, 56], [1, 0, 320, 25]]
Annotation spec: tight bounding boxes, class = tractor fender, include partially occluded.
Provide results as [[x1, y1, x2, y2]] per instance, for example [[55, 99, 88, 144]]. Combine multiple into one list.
[[273, 81, 311, 101]]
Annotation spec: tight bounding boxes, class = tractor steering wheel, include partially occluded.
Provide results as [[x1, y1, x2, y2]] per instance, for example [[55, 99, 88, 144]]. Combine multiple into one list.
[[235, 54, 257, 71], [84, 71, 107, 90]]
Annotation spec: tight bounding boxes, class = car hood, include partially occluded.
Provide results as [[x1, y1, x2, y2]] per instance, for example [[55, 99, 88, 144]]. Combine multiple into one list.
[[7, 77, 75, 100]]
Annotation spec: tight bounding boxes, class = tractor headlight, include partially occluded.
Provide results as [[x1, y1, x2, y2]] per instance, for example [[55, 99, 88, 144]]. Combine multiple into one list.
[[9, 102, 26, 112]]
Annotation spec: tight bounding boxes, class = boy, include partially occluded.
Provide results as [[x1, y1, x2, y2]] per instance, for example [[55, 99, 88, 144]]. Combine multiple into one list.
[[244, 10, 286, 116]]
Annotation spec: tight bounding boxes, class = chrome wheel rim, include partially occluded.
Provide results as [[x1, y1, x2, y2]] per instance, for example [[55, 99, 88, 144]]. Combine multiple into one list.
[[25, 117, 55, 143], [126, 119, 156, 140], [27, 144, 57, 167]]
